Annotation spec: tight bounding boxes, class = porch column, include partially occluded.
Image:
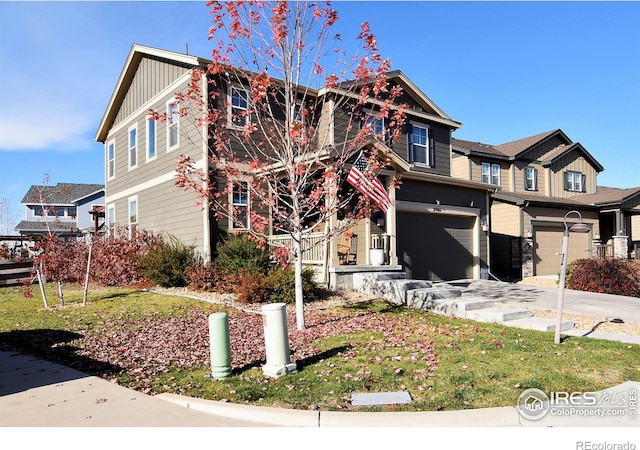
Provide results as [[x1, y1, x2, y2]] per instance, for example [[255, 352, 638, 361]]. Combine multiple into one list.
[[388, 179, 398, 265]]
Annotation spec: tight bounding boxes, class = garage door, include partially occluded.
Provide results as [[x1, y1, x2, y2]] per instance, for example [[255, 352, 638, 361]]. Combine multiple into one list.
[[533, 226, 591, 276], [397, 212, 474, 281]]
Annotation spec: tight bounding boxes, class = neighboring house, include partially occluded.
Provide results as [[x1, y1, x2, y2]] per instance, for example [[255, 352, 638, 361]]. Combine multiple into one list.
[[451, 129, 639, 279], [570, 186, 640, 259], [14, 183, 105, 241], [95, 44, 495, 285]]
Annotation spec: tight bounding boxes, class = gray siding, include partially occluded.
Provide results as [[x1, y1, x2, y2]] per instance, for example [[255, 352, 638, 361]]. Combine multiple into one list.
[[113, 55, 191, 129]]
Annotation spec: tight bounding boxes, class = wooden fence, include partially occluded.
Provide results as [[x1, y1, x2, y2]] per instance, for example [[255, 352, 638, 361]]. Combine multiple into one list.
[[0, 259, 34, 287]]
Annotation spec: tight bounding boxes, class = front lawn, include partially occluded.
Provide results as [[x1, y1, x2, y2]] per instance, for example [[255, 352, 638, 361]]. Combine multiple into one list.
[[1, 284, 638, 412]]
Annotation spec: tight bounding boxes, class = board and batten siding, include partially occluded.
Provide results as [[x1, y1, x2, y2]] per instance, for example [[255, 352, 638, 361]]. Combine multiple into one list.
[[113, 56, 191, 129], [548, 153, 597, 198]]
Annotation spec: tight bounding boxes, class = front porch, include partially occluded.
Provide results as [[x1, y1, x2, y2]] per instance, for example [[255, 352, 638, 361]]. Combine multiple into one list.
[[268, 228, 402, 290]]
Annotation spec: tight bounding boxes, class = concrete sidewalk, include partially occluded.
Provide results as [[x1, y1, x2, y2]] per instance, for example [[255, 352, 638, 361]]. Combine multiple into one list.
[[2, 348, 638, 427]]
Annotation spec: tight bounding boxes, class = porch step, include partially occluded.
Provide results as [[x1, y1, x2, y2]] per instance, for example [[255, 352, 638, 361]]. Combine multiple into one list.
[[506, 317, 575, 332], [405, 289, 464, 313], [352, 271, 407, 293], [372, 279, 434, 305], [406, 295, 489, 317], [465, 307, 532, 323]]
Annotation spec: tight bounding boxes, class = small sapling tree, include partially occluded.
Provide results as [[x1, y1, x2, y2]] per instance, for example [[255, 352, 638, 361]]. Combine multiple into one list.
[[157, 1, 406, 329]]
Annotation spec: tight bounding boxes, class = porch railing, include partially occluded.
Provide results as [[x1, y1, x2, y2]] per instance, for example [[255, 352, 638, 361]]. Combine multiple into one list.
[[595, 244, 613, 258], [268, 232, 325, 265]]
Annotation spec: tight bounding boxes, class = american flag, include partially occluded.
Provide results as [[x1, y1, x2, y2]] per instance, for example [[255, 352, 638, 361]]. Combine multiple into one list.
[[347, 153, 392, 213]]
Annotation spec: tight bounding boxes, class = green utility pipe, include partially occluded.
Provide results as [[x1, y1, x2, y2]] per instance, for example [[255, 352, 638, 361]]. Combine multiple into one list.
[[209, 312, 231, 379]]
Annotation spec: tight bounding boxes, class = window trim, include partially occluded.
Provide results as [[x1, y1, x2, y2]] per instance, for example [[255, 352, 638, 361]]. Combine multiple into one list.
[[565, 170, 584, 192], [230, 181, 250, 230], [227, 85, 250, 129], [166, 98, 179, 151], [481, 162, 501, 186], [128, 124, 138, 170], [107, 203, 115, 227], [525, 166, 537, 191], [128, 196, 138, 228], [107, 139, 115, 180], [409, 124, 431, 166], [146, 116, 157, 162]]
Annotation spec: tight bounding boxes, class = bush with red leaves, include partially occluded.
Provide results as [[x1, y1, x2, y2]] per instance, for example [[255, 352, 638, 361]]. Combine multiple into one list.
[[566, 257, 640, 298]]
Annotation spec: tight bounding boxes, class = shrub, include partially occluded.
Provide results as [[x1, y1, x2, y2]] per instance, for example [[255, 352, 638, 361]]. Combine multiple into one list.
[[137, 235, 197, 287], [184, 262, 239, 293], [89, 226, 157, 286], [214, 234, 272, 275], [566, 257, 640, 298], [263, 266, 323, 304], [235, 270, 268, 304]]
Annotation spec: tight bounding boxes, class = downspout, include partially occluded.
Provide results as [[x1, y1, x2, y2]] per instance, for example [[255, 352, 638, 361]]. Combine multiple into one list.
[[201, 70, 211, 262]]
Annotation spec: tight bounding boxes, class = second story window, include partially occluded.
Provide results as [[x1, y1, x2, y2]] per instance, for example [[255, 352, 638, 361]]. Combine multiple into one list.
[[482, 162, 500, 186], [231, 181, 249, 230], [128, 125, 137, 169], [146, 117, 156, 161], [167, 100, 179, 150], [525, 167, 538, 191], [107, 140, 115, 180], [229, 86, 249, 128], [565, 170, 584, 192], [409, 125, 430, 165], [364, 114, 386, 137]]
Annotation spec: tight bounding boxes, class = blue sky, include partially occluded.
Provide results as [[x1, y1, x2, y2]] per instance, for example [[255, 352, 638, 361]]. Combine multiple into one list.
[[1, 1, 639, 229]]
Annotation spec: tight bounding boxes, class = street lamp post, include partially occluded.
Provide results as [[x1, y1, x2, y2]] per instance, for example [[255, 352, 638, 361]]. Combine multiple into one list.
[[555, 210, 591, 344]]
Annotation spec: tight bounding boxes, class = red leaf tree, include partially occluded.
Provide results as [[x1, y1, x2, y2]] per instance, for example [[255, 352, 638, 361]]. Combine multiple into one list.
[[160, 1, 406, 330]]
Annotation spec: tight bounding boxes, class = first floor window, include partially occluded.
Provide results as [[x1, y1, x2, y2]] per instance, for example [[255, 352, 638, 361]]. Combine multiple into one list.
[[565, 170, 584, 192], [128, 197, 138, 228], [231, 181, 249, 229], [482, 162, 500, 186], [409, 125, 429, 165], [107, 204, 115, 227]]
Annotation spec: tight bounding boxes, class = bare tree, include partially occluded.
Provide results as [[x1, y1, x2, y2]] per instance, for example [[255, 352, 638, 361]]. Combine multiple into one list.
[[161, 1, 406, 330], [0, 197, 21, 236]]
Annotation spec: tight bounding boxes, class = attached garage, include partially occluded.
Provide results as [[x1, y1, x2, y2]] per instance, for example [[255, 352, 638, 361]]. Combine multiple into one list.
[[396, 212, 475, 281], [533, 226, 591, 276]]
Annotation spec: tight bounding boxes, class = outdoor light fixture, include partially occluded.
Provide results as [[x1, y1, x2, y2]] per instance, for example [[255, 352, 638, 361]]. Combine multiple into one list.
[[555, 210, 590, 344], [526, 229, 533, 239]]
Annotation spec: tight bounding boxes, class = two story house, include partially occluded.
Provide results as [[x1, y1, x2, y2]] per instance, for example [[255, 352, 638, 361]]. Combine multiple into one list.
[[14, 183, 105, 240], [95, 44, 496, 286], [451, 129, 628, 279]]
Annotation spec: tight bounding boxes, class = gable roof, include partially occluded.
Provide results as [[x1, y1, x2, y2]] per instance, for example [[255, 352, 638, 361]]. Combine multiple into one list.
[[570, 186, 640, 207], [452, 129, 604, 172], [21, 183, 105, 205], [385, 71, 462, 130], [494, 129, 567, 157], [95, 44, 207, 143]]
